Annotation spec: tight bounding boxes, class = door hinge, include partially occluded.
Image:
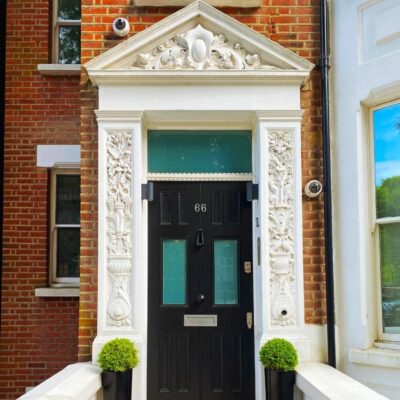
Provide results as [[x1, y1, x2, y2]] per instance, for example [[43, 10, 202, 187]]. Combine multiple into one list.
[[244, 261, 252, 274], [246, 312, 253, 330], [246, 182, 259, 202], [141, 182, 154, 201]]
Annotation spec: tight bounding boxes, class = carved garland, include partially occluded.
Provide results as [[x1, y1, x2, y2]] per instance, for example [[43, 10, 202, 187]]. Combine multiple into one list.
[[106, 130, 132, 327], [268, 130, 296, 326], [131, 24, 278, 71]]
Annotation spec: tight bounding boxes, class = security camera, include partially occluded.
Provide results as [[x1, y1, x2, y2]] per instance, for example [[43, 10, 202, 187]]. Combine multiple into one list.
[[113, 17, 130, 37], [304, 180, 323, 198]]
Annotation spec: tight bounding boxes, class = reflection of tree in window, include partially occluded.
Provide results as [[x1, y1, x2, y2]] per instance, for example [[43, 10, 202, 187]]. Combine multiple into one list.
[[57, 0, 81, 64], [59, 26, 80, 64], [374, 102, 400, 332]]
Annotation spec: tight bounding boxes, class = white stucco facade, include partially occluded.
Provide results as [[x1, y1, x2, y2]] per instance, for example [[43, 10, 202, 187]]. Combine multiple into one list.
[[332, 0, 400, 398]]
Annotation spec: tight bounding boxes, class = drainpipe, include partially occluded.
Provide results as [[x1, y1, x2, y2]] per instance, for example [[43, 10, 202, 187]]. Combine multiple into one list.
[[0, 1, 7, 328], [320, 0, 336, 368]]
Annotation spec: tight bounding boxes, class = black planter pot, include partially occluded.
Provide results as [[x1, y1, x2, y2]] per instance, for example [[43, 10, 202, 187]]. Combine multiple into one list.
[[264, 368, 296, 400], [101, 370, 132, 400]]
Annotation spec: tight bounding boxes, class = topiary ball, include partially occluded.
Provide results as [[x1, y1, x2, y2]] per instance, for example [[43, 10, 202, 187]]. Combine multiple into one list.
[[259, 338, 298, 372], [97, 338, 139, 372]]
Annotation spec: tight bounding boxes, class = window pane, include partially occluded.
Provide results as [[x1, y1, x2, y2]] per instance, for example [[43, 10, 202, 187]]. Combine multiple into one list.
[[214, 240, 238, 305], [57, 228, 80, 278], [58, 0, 81, 20], [380, 223, 400, 334], [374, 103, 400, 218], [163, 240, 186, 305], [56, 174, 80, 224], [148, 130, 252, 173], [58, 26, 80, 64]]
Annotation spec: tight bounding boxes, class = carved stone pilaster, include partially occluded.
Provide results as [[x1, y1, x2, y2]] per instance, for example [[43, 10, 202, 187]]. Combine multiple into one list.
[[268, 131, 296, 326], [106, 130, 132, 327]]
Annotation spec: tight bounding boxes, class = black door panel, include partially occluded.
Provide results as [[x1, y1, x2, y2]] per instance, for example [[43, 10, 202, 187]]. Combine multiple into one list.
[[148, 182, 254, 400]]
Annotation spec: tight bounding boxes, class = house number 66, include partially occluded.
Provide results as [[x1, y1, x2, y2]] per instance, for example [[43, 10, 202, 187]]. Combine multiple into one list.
[[194, 203, 207, 213]]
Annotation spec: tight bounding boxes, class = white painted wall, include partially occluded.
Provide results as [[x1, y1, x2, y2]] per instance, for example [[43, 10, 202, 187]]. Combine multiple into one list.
[[331, 0, 400, 397]]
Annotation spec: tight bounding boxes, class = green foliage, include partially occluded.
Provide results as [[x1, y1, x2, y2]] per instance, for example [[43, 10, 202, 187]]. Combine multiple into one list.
[[376, 176, 400, 289], [259, 338, 298, 372], [376, 176, 400, 218], [97, 338, 139, 372]]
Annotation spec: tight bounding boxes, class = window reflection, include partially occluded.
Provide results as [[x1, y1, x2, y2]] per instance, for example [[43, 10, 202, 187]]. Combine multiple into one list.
[[374, 102, 400, 334]]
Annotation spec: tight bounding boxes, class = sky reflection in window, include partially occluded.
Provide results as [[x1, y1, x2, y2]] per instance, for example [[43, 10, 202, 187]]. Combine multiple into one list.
[[374, 102, 400, 186]]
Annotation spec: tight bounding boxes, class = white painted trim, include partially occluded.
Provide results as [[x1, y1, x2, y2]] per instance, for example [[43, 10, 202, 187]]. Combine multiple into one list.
[[376, 216, 400, 225], [37, 64, 81, 76], [349, 347, 400, 369], [17, 363, 102, 400], [296, 362, 388, 400], [362, 81, 400, 107], [87, 70, 311, 86], [36, 145, 80, 167], [147, 173, 253, 181], [35, 287, 80, 297]]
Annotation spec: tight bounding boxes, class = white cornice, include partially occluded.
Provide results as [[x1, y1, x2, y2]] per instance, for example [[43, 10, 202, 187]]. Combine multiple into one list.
[[95, 110, 144, 123], [88, 69, 311, 86], [255, 110, 304, 122]]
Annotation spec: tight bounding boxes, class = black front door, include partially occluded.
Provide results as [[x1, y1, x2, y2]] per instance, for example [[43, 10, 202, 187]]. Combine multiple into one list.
[[148, 182, 254, 400]]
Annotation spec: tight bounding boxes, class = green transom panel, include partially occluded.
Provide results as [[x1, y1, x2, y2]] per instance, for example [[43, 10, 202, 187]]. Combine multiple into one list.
[[148, 130, 252, 173]]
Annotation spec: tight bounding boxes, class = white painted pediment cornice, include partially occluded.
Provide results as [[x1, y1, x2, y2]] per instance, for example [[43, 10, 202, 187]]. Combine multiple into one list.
[[85, 0, 313, 86]]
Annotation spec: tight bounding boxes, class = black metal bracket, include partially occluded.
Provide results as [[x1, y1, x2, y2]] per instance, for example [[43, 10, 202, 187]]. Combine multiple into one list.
[[246, 183, 259, 202], [141, 182, 154, 201]]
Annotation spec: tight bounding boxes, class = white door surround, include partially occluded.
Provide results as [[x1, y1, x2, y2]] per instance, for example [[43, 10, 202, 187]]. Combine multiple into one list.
[[85, 2, 314, 399]]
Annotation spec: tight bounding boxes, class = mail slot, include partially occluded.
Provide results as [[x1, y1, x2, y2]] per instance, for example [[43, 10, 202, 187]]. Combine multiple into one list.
[[184, 314, 218, 327]]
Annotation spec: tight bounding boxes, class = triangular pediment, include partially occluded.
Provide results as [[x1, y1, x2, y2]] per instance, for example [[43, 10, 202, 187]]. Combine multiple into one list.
[[85, 0, 313, 85]]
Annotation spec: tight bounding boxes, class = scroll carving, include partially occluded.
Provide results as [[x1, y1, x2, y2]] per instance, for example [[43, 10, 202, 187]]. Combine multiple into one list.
[[268, 131, 296, 326], [106, 130, 132, 327], [131, 24, 278, 70]]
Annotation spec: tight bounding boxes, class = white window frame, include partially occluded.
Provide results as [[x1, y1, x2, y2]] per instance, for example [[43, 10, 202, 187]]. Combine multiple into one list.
[[50, 168, 80, 287], [52, 0, 81, 64], [369, 99, 400, 342]]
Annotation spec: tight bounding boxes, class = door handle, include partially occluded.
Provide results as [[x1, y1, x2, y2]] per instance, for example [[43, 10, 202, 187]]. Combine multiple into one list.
[[197, 294, 206, 304], [196, 229, 205, 247]]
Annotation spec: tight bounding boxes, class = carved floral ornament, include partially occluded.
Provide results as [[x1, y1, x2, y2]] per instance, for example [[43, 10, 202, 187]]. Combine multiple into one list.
[[131, 24, 279, 70], [106, 130, 133, 327], [268, 131, 296, 327]]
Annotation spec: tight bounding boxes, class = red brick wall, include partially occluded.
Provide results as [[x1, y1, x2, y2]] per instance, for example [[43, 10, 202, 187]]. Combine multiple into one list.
[[0, 0, 80, 398], [79, 0, 325, 361]]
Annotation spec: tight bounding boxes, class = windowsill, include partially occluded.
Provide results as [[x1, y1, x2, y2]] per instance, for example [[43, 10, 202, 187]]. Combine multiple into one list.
[[349, 345, 400, 369], [35, 287, 80, 297], [37, 64, 81, 76]]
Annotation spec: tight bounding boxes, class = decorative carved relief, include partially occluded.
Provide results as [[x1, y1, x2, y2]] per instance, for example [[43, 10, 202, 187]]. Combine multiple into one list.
[[131, 24, 279, 70], [268, 131, 296, 326], [106, 130, 132, 327]]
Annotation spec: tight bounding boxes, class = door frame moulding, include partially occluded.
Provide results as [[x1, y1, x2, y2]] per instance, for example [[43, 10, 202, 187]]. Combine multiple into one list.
[[92, 109, 310, 400]]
